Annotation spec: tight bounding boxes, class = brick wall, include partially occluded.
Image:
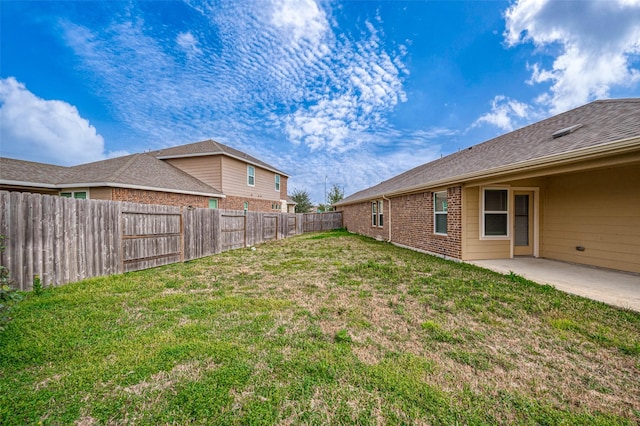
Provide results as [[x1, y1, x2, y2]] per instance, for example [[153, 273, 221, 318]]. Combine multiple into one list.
[[339, 186, 462, 259], [220, 194, 284, 212], [111, 188, 211, 208], [279, 176, 288, 202], [340, 199, 388, 241]]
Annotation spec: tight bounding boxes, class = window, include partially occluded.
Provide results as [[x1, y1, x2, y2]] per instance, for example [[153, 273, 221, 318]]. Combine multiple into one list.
[[371, 200, 383, 228], [483, 189, 509, 237], [247, 166, 255, 186], [243, 201, 249, 211], [208, 199, 218, 209], [60, 191, 87, 199], [434, 191, 447, 235], [275, 174, 280, 191]]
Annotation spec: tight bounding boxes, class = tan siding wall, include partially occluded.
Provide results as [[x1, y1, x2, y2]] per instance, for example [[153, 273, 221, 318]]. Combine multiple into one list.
[[89, 187, 113, 200], [462, 186, 510, 260], [221, 156, 281, 201], [166, 156, 222, 191], [541, 164, 640, 273]]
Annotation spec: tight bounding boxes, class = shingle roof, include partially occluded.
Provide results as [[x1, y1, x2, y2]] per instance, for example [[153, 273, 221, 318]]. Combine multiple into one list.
[[0, 154, 223, 197], [337, 99, 640, 206], [152, 139, 289, 176], [0, 158, 69, 186], [62, 153, 223, 196]]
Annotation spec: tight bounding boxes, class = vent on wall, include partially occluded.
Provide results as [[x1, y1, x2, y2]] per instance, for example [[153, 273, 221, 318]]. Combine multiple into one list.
[[552, 123, 583, 138]]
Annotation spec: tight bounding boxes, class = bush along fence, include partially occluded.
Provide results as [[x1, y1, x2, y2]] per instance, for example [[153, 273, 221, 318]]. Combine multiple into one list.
[[0, 191, 343, 290]]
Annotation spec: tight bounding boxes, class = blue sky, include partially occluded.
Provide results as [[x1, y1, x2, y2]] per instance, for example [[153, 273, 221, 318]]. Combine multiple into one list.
[[2, 0, 640, 203]]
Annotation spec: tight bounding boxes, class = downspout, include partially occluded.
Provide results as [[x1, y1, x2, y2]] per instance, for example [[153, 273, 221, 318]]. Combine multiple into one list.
[[382, 194, 391, 242]]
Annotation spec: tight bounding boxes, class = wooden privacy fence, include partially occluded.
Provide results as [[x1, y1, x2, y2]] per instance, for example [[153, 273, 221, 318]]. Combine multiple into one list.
[[303, 212, 343, 232], [0, 191, 342, 290]]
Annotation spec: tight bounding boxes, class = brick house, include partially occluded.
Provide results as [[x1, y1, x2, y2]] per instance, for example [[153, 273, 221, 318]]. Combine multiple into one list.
[[335, 99, 640, 274], [0, 139, 291, 212]]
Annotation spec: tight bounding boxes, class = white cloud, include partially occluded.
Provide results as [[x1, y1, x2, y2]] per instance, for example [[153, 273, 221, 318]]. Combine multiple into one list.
[[473, 95, 532, 131], [270, 0, 329, 47], [0, 77, 106, 165], [176, 31, 202, 57], [59, 0, 408, 156], [505, 0, 640, 113]]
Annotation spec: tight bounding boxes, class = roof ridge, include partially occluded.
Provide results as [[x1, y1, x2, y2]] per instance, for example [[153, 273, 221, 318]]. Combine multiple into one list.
[[109, 153, 144, 181]]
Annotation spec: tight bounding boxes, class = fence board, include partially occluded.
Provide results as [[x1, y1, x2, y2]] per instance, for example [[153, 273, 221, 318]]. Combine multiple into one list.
[[0, 191, 342, 289]]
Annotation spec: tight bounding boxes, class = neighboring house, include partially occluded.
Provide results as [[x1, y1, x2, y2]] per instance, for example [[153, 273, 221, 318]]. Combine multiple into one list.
[[150, 140, 290, 212], [0, 139, 291, 212], [335, 99, 640, 274]]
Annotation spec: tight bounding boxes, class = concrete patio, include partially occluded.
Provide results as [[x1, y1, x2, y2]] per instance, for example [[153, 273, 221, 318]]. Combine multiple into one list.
[[469, 257, 640, 312]]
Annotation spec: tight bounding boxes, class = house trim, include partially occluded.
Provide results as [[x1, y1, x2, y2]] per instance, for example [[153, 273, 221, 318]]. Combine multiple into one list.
[[63, 182, 224, 198], [0, 180, 58, 189], [511, 187, 540, 258], [337, 136, 640, 206]]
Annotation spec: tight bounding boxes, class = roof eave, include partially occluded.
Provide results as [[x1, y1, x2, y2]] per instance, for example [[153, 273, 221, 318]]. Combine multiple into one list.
[[336, 136, 640, 206], [0, 180, 59, 189], [56, 182, 226, 198]]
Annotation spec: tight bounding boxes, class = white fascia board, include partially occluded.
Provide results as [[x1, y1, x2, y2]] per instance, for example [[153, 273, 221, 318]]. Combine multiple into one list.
[[0, 180, 58, 189], [56, 182, 226, 198], [338, 136, 640, 205]]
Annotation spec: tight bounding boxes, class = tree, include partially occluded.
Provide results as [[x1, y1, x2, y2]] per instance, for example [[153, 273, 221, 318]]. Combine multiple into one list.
[[290, 188, 313, 213], [326, 184, 344, 210]]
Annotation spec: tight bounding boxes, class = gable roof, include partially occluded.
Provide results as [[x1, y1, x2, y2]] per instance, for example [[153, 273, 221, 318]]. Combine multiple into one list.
[[152, 139, 289, 176], [63, 153, 224, 197], [337, 99, 640, 206], [0, 154, 224, 197]]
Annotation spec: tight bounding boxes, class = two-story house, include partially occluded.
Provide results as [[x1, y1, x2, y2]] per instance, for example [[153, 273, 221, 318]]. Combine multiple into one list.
[[0, 139, 292, 213]]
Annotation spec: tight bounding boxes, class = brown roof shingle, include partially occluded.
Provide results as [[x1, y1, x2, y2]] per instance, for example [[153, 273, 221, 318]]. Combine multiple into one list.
[[337, 99, 640, 205], [0, 154, 223, 196], [0, 158, 69, 186]]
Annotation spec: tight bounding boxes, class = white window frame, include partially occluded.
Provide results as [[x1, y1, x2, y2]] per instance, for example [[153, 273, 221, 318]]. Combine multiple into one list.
[[60, 190, 89, 200], [481, 187, 510, 239], [371, 201, 378, 227], [434, 191, 447, 235], [275, 174, 280, 191], [247, 165, 255, 186], [371, 200, 383, 228]]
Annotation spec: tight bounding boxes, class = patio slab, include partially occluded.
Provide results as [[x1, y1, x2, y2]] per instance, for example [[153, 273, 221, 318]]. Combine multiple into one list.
[[469, 257, 640, 312]]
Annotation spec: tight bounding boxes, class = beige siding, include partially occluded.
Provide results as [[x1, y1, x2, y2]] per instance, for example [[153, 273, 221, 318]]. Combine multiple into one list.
[[89, 187, 113, 200], [166, 156, 223, 191], [220, 156, 281, 201], [462, 186, 510, 260], [541, 164, 640, 273]]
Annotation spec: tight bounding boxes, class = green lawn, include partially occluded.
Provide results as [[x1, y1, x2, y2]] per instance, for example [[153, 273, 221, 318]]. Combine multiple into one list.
[[1, 230, 639, 425]]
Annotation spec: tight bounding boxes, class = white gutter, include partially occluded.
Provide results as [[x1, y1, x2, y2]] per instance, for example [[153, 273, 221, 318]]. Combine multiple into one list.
[[0, 180, 226, 198], [338, 136, 640, 206], [0, 180, 58, 189]]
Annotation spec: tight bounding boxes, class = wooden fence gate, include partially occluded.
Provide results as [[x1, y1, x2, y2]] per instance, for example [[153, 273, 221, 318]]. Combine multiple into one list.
[[220, 213, 246, 251]]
